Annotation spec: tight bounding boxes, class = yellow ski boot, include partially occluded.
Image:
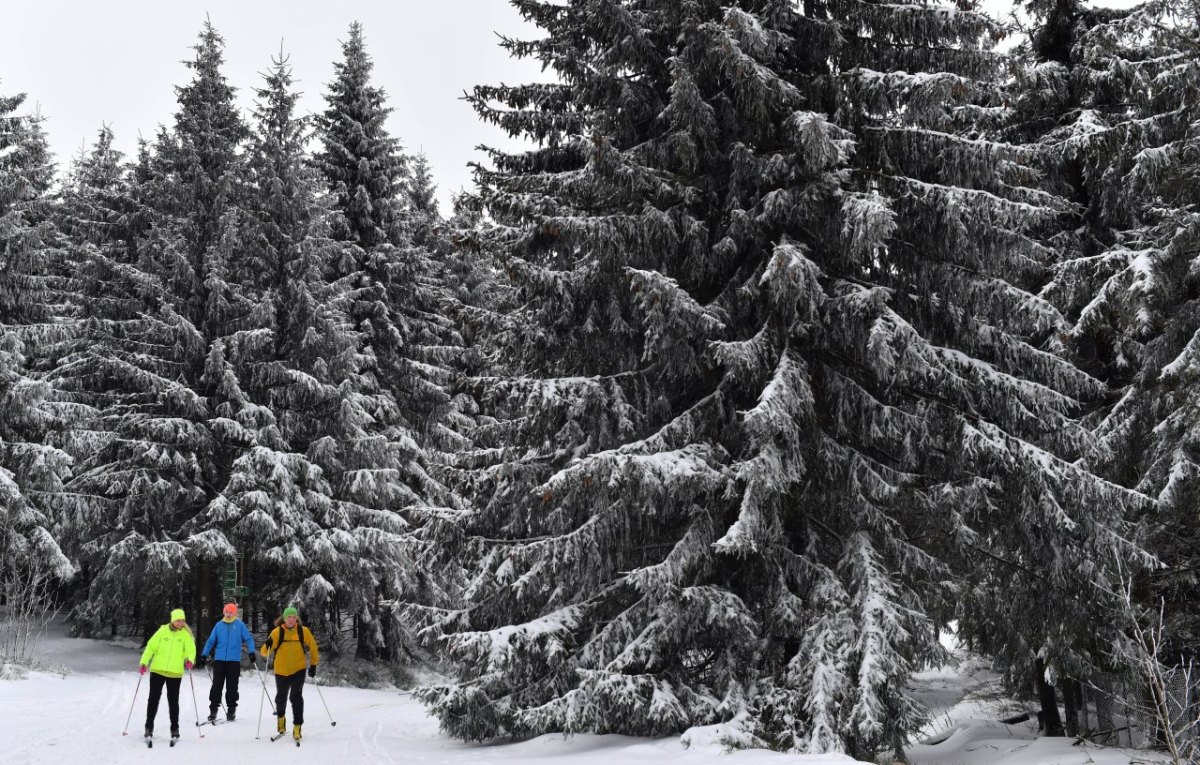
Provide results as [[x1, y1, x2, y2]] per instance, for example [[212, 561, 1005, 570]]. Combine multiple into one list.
[[293, 724, 302, 743], [277, 716, 286, 735]]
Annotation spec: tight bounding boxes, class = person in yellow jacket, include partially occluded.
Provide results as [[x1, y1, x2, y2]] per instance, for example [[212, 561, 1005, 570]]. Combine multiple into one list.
[[259, 605, 319, 741], [138, 608, 197, 741]]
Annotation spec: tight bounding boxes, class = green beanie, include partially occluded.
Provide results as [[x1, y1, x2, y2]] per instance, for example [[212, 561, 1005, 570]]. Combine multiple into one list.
[[282, 606, 299, 618], [170, 608, 186, 622]]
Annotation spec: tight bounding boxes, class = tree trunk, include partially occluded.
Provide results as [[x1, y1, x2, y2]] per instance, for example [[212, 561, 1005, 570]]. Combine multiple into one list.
[[1036, 658, 1065, 736], [1078, 681, 1090, 733], [355, 614, 376, 660], [1063, 677, 1081, 736], [1093, 674, 1115, 744]]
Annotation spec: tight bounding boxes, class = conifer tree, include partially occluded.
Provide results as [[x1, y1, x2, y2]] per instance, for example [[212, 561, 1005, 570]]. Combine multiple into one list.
[[414, 0, 1148, 756], [408, 152, 440, 244], [314, 23, 469, 447], [199, 53, 416, 648], [1016, 0, 1200, 661], [314, 22, 406, 251], [52, 127, 146, 591], [315, 23, 474, 656], [0, 88, 73, 582], [315, 23, 458, 438], [57, 23, 249, 638]]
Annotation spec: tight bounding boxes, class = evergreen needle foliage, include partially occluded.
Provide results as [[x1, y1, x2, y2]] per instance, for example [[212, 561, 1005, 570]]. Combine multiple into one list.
[[412, 0, 1153, 757]]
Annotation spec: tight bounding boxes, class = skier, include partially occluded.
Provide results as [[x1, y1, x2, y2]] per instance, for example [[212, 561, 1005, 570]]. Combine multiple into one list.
[[201, 602, 256, 722], [139, 608, 197, 744], [259, 605, 320, 742]]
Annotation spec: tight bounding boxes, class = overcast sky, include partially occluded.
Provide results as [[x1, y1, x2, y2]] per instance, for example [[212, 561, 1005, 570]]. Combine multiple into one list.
[[2, 1, 1144, 214], [0, 1, 546, 213]]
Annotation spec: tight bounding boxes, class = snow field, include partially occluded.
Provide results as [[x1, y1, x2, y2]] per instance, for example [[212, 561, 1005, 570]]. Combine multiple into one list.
[[0, 622, 853, 765], [0, 622, 1171, 765], [0, 667, 858, 764]]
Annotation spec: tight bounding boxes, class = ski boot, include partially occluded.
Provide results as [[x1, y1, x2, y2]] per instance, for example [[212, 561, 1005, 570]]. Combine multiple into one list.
[[226, 706, 236, 722], [207, 706, 218, 724], [294, 724, 302, 743], [277, 716, 286, 735]]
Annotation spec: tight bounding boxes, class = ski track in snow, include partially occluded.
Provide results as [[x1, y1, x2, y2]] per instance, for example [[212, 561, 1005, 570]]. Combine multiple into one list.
[[0, 622, 1173, 765], [0, 621, 852, 765]]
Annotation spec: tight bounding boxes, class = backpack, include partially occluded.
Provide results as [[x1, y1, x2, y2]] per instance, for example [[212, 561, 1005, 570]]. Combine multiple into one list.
[[269, 623, 312, 663]]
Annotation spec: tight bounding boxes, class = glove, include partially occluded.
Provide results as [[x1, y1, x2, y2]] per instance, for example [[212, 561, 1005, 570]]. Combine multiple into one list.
[[185, 660, 193, 670], [307, 665, 317, 678], [139, 665, 147, 675]]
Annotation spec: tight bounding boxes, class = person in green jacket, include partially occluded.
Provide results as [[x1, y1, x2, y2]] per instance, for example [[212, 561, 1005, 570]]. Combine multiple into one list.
[[139, 608, 197, 741]]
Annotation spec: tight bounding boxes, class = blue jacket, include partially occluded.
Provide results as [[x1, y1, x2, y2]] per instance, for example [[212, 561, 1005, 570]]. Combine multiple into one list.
[[202, 618, 255, 662]]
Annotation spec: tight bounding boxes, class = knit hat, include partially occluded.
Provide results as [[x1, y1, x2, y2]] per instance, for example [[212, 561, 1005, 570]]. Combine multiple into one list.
[[282, 606, 299, 618], [223, 603, 238, 617], [170, 608, 186, 622]]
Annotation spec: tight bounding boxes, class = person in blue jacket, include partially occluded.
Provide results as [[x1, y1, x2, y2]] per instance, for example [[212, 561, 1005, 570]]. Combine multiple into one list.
[[201, 602, 256, 722]]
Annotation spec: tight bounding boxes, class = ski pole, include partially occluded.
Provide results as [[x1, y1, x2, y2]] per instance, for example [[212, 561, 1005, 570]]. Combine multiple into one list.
[[187, 666, 205, 739], [311, 671, 336, 726], [254, 660, 271, 740], [256, 682, 266, 739], [122, 670, 146, 736]]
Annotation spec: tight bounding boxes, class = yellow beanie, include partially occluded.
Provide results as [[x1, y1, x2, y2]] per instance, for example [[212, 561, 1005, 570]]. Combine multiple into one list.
[[170, 608, 186, 622]]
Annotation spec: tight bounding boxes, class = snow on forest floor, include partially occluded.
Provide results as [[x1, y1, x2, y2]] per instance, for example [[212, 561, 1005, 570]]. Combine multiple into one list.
[[0, 621, 1171, 765], [899, 634, 1170, 765], [0, 618, 853, 765]]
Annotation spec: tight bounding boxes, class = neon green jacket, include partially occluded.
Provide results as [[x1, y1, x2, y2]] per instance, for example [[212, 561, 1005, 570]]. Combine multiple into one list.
[[139, 624, 197, 678]]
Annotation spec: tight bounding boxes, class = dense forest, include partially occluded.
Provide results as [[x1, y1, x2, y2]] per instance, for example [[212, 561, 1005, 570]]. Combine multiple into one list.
[[1, 0, 1198, 759]]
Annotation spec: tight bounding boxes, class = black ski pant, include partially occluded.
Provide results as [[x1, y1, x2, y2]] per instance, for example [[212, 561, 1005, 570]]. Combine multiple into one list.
[[208, 659, 241, 712], [274, 671, 305, 725], [145, 673, 181, 732]]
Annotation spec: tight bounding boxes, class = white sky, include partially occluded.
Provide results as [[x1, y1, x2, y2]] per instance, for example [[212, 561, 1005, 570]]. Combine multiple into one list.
[[0, 1, 547, 213], [0, 0, 1146, 214]]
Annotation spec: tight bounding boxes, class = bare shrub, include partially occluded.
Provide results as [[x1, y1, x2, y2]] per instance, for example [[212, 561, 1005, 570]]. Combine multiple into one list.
[[1111, 579, 1200, 764], [0, 567, 59, 669]]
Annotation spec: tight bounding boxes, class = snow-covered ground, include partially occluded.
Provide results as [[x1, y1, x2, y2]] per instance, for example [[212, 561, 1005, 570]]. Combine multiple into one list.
[[0, 620, 853, 765], [901, 635, 1170, 765], [0, 622, 1171, 765], [906, 719, 1169, 765]]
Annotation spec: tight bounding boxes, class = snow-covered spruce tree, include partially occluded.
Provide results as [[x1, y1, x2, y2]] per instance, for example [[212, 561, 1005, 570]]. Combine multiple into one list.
[[0, 88, 73, 583], [412, 0, 1148, 756], [1015, 0, 1200, 662], [315, 23, 472, 657], [947, 0, 1153, 732], [314, 22, 469, 449], [197, 53, 422, 650], [408, 152, 440, 243], [58, 23, 250, 639], [51, 127, 146, 596], [314, 22, 407, 252]]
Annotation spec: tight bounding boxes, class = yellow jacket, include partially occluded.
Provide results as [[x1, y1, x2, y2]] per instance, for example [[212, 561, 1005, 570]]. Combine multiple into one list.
[[259, 620, 319, 677], [139, 624, 197, 678]]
